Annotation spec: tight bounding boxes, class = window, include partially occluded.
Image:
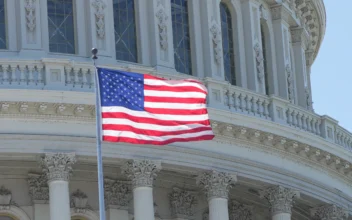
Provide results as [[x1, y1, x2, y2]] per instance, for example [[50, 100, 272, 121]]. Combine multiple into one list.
[[47, 0, 76, 54], [171, 0, 192, 75], [260, 23, 269, 95], [113, 0, 138, 63], [220, 3, 236, 85], [0, 0, 6, 49]]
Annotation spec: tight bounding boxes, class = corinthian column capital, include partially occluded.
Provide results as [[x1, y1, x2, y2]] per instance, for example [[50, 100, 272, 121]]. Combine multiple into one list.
[[196, 170, 237, 200], [28, 173, 49, 203], [41, 152, 76, 182], [310, 204, 349, 220], [121, 160, 161, 188], [260, 185, 300, 215]]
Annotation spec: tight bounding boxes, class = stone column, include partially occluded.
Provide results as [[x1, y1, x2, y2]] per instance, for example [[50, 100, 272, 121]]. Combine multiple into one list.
[[197, 171, 237, 220], [241, 0, 265, 93], [104, 178, 132, 220], [41, 153, 76, 220], [28, 173, 50, 220], [310, 204, 349, 220], [260, 185, 300, 220], [271, 5, 292, 100], [121, 160, 161, 220], [291, 28, 309, 109]]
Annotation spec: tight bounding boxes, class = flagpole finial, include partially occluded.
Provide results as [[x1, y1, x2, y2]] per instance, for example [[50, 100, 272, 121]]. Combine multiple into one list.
[[91, 48, 98, 60]]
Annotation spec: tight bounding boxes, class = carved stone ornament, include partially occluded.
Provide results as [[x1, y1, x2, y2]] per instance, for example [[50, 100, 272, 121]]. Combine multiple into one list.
[[121, 160, 161, 188], [91, 0, 106, 39], [254, 42, 265, 82], [104, 178, 132, 209], [305, 87, 313, 110], [25, 0, 36, 32], [210, 22, 222, 65], [28, 173, 49, 203], [229, 200, 253, 220], [155, 7, 168, 50], [70, 189, 89, 213], [286, 64, 295, 103], [0, 186, 12, 209], [203, 211, 209, 220], [196, 170, 237, 200], [41, 152, 76, 182], [259, 4, 269, 20], [310, 204, 349, 220], [259, 185, 300, 215], [169, 187, 197, 219]]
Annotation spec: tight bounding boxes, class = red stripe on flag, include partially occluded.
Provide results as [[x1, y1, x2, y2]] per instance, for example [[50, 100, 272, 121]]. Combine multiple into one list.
[[144, 96, 206, 104], [101, 112, 211, 126], [144, 107, 208, 115], [103, 135, 215, 145], [144, 85, 207, 94], [102, 124, 213, 136]]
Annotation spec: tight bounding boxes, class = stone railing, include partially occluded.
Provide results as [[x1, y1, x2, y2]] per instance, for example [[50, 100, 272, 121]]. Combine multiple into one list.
[[0, 59, 351, 152]]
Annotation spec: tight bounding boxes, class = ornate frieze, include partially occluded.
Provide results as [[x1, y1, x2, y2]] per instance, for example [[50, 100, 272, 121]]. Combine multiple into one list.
[[310, 204, 349, 220], [229, 200, 253, 220], [155, 1, 168, 50], [209, 22, 222, 65], [259, 185, 300, 215], [196, 170, 237, 200], [91, 0, 106, 39], [70, 189, 89, 213], [104, 178, 132, 209], [25, 0, 36, 32], [41, 152, 76, 182], [0, 186, 12, 209], [28, 173, 49, 203], [121, 160, 161, 188], [169, 187, 197, 219], [254, 43, 265, 83]]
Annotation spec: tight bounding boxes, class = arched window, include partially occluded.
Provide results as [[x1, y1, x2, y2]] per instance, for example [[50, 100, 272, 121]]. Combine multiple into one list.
[[260, 23, 270, 95], [113, 0, 138, 63], [0, 0, 6, 49], [47, 0, 76, 54], [171, 0, 192, 75], [220, 3, 236, 85]]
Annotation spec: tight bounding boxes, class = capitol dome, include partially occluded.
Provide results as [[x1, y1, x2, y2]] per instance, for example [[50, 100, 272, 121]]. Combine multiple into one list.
[[0, 0, 350, 220]]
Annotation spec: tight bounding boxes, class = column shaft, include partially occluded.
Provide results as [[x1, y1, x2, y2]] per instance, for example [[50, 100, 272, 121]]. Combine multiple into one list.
[[49, 181, 71, 220], [209, 198, 229, 220], [272, 213, 291, 220], [133, 187, 155, 220]]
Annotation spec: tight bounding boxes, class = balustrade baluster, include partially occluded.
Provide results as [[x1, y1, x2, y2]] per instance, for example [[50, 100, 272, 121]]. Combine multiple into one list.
[[263, 100, 270, 119], [297, 112, 302, 129], [292, 111, 297, 127], [251, 97, 257, 116], [232, 92, 238, 111], [240, 93, 245, 112], [312, 119, 317, 134], [302, 115, 307, 130], [0, 65, 3, 84], [245, 95, 251, 114], [286, 109, 293, 125], [257, 99, 263, 117]]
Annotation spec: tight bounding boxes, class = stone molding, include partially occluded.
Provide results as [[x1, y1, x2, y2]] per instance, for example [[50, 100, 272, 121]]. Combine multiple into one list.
[[91, 0, 106, 39], [104, 178, 132, 209], [0, 186, 13, 210], [196, 170, 237, 200], [260, 185, 300, 215], [40, 152, 77, 182], [229, 200, 253, 220], [24, 0, 36, 32], [310, 204, 349, 220], [28, 173, 49, 203], [121, 160, 161, 189], [155, 0, 168, 50], [70, 189, 90, 213], [169, 187, 197, 219], [1, 100, 352, 186]]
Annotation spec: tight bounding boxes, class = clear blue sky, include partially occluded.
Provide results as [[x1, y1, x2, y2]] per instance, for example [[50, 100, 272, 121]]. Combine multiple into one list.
[[311, 0, 352, 132]]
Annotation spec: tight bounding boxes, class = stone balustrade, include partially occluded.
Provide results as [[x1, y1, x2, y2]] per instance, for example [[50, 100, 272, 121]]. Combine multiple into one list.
[[0, 59, 351, 153]]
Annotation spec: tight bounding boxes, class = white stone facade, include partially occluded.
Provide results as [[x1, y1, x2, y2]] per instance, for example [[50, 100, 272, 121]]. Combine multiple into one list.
[[0, 0, 351, 220]]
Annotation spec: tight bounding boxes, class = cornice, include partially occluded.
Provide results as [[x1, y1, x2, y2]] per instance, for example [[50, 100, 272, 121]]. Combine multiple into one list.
[[0, 101, 351, 191]]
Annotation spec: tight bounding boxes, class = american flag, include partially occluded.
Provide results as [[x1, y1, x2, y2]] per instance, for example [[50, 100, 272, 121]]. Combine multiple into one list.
[[96, 67, 215, 145]]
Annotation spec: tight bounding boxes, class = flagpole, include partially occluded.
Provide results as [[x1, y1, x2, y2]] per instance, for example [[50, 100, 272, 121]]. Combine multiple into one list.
[[92, 48, 106, 220]]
